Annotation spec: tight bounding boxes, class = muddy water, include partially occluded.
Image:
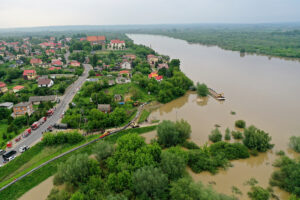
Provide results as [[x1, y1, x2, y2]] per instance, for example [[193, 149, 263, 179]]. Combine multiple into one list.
[[128, 34, 300, 199], [19, 176, 54, 200]]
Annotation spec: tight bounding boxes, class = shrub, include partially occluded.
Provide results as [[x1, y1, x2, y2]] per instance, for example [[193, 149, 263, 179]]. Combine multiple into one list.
[[42, 131, 85, 146], [243, 126, 274, 152], [182, 141, 200, 149], [210, 141, 250, 160], [289, 136, 300, 153], [225, 128, 231, 140], [248, 185, 270, 200], [188, 146, 228, 174], [235, 120, 246, 128], [209, 128, 222, 143], [196, 83, 209, 97], [231, 131, 243, 139]]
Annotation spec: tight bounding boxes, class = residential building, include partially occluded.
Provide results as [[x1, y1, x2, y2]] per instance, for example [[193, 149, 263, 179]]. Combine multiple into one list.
[[148, 72, 163, 81], [49, 66, 61, 71], [29, 95, 57, 104], [114, 94, 122, 102], [123, 54, 136, 60], [98, 104, 111, 113], [23, 70, 37, 80], [30, 58, 42, 66], [86, 36, 106, 45], [119, 70, 130, 77], [13, 102, 33, 117], [121, 60, 131, 70], [13, 85, 25, 93], [70, 60, 81, 67], [0, 82, 8, 93], [147, 54, 159, 65], [51, 59, 63, 66], [158, 63, 169, 70], [0, 102, 13, 109], [108, 39, 125, 50], [38, 78, 54, 87]]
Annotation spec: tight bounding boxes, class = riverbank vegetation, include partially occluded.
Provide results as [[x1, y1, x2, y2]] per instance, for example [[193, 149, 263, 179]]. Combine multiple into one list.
[[289, 136, 300, 153], [133, 25, 300, 59], [196, 82, 209, 97]]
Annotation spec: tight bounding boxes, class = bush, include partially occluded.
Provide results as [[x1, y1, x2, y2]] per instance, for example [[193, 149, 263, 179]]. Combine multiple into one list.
[[225, 128, 231, 140], [196, 83, 209, 97], [42, 131, 85, 146], [210, 141, 250, 160], [289, 136, 300, 153], [209, 128, 222, 143], [188, 146, 228, 174], [243, 126, 274, 152], [231, 131, 243, 139], [235, 120, 246, 128], [248, 185, 270, 200], [182, 141, 200, 149], [157, 120, 191, 147]]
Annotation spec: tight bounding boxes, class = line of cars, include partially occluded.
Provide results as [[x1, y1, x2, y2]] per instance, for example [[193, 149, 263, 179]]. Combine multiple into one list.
[[0, 145, 30, 165]]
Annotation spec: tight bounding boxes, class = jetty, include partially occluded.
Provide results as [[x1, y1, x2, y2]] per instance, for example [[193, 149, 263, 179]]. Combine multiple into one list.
[[208, 88, 225, 100]]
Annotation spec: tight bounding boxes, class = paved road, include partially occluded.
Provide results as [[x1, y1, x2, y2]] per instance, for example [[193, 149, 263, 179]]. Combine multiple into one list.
[[0, 63, 92, 165]]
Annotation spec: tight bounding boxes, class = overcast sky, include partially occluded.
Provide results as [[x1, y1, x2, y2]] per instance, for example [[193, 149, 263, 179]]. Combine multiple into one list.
[[0, 0, 300, 28]]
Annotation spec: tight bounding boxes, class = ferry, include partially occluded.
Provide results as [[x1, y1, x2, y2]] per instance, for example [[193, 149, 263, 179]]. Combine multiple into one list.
[[208, 88, 225, 101]]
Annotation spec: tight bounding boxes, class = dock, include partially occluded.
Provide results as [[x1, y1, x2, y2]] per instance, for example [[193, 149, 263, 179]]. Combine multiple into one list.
[[208, 88, 225, 100]]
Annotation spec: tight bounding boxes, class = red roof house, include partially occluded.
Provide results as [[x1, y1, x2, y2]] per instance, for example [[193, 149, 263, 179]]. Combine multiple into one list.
[[13, 85, 25, 93], [70, 60, 81, 67], [119, 70, 130, 75], [51, 59, 63, 66], [148, 72, 158, 78], [30, 58, 42, 66], [23, 70, 37, 80], [86, 36, 106, 45], [49, 67, 61, 71], [0, 82, 7, 93]]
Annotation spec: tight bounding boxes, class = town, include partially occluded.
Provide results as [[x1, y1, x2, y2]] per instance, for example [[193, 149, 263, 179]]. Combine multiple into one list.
[[0, 33, 193, 165]]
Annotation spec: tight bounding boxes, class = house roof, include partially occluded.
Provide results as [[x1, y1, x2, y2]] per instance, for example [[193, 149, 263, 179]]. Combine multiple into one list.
[[0, 82, 6, 88], [29, 95, 57, 102], [30, 58, 42, 64], [147, 54, 157, 59], [0, 102, 13, 108], [86, 36, 106, 42], [148, 72, 158, 78], [15, 102, 32, 107], [23, 70, 36, 76], [155, 75, 163, 81], [13, 85, 24, 90], [98, 104, 111, 112], [158, 63, 169, 69], [49, 67, 61, 71], [52, 59, 62, 66], [119, 70, 130, 74], [111, 39, 125, 44], [38, 78, 52, 85]]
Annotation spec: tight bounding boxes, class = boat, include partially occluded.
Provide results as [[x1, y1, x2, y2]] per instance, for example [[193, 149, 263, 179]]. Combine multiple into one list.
[[208, 88, 225, 100]]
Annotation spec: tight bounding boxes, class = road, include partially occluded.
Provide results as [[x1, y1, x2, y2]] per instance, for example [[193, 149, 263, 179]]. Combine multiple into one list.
[[0, 63, 92, 165], [0, 103, 147, 192]]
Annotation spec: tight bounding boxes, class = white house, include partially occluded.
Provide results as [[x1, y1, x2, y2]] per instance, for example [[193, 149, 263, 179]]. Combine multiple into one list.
[[38, 78, 54, 88], [121, 60, 131, 70]]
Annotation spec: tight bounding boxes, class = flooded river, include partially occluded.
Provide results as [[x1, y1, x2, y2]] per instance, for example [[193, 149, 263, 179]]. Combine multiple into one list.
[[129, 34, 300, 199]]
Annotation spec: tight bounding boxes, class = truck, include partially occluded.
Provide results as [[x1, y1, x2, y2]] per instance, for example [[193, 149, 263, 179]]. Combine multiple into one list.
[[2, 150, 17, 162], [22, 128, 32, 138], [39, 117, 47, 125], [31, 121, 40, 130], [54, 123, 68, 129], [47, 109, 54, 116]]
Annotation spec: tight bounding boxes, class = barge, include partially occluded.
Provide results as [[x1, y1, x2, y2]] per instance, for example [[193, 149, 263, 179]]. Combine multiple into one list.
[[208, 88, 225, 100]]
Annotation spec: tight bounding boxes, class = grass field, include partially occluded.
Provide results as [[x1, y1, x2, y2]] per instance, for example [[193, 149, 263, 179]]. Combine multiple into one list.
[[138, 110, 151, 123], [0, 126, 157, 200]]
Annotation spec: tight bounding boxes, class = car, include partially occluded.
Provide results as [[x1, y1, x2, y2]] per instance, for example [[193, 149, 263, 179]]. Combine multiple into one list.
[[8, 156, 16, 161], [0, 149, 6, 155], [19, 146, 30, 153]]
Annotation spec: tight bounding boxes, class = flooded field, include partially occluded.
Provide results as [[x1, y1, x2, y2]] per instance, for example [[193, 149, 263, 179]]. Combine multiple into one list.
[[129, 34, 300, 199]]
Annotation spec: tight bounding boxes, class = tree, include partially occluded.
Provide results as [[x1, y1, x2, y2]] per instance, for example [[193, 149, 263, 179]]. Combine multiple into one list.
[[243, 126, 274, 152], [196, 83, 209, 97], [157, 120, 180, 147], [289, 136, 300, 153], [235, 120, 246, 128], [160, 150, 186, 180], [209, 128, 222, 143], [93, 141, 114, 162], [132, 166, 168, 200], [225, 128, 231, 140], [56, 153, 100, 186], [175, 119, 191, 142], [248, 186, 270, 200], [170, 178, 235, 200]]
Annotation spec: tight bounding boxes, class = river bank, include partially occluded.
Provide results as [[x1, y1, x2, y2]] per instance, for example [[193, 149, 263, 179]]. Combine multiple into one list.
[[128, 34, 300, 199]]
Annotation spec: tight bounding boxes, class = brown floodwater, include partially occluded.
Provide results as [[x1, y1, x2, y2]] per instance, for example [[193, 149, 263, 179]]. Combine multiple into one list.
[[129, 34, 300, 199], [19, 176, 54, 200]]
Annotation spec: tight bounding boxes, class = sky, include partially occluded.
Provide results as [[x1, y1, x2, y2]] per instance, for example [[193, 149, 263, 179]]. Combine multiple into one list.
[[0, 0, 300, 28]]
